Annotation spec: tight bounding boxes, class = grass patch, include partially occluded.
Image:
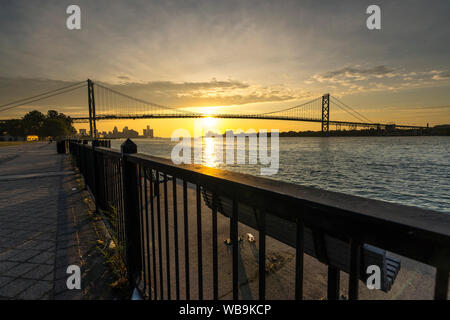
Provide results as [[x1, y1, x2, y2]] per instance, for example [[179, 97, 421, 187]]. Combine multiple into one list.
[[96, 240, 130, 294], [0, 141, 36, 147]]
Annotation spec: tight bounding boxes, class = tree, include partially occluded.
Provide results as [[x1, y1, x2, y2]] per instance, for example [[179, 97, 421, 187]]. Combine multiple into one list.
[[47, 110, 59, 119], [22, 110, 45, 135], [4, 120, 25, 137], [46, 110, 76, 136], [1, 109, 76, 139], [40, 118, 69, 138]]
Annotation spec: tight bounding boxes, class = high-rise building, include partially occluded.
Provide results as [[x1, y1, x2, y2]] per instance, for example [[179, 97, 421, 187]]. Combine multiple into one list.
[[143, 125, 154, 138]]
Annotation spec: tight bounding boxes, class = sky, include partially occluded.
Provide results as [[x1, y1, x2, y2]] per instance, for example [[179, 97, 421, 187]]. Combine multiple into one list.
[[0, 0, 449, 136]]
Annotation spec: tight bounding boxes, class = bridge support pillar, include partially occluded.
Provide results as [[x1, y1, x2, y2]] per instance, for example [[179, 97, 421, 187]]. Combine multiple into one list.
[[321, 94, 330, 134], [87, 79, 97, 138], [87, 79, 93, 138]]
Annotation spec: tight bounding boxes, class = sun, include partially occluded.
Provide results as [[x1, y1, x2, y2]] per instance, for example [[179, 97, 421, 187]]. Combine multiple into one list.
[[202, 116, 218, 128]]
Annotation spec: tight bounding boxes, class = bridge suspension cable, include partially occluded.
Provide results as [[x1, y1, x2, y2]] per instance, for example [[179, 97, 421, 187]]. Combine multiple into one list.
[[331, 96, 374, 124], [257, 97, 322, 120], [87, 80, 378, 127], [0, 81, 86, 114], [93, 83, 200, 118]]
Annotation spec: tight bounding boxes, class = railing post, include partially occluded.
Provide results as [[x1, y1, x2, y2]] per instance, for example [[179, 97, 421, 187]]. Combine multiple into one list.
[[327, 266, 340, 300], [348, 239, 362, 300], [434, 267, 449, 300], [120, 139, 142, 288], [92, 140, 105, 211]]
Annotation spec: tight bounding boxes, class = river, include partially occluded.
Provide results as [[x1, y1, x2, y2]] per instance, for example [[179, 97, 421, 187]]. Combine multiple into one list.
[[111, 136, 450, 213]]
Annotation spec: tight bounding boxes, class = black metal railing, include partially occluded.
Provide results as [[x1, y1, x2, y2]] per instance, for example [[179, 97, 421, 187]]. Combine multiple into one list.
[[67, 139, 450, 300]]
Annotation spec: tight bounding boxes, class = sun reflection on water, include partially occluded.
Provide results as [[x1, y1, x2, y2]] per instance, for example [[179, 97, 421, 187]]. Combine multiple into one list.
[[203, 137, 218, 167]]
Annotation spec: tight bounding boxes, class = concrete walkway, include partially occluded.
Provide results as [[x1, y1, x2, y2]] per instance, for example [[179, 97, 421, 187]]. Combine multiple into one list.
[[0, 142, 115, 299]]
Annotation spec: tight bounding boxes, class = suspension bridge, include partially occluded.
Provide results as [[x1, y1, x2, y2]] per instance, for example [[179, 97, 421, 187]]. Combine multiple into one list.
[[0, 79, 428, 137]]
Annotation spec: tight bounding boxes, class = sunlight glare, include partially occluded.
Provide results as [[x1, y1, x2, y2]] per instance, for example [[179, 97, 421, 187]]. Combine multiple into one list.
[[202, 116, 218, 128], [203, 137, 217, 168]]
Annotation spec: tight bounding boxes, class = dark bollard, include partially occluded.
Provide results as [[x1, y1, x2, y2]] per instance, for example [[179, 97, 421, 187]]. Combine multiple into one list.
[[56, 140, 67, 154], [121, 138, 137, 154], [120, 139, 141, 287], [56, 141, 62, 153], [83, 140, 88, 145]]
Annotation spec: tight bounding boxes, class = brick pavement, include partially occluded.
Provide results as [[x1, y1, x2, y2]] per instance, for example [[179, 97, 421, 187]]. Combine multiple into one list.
[[0, 142, 116, 299]]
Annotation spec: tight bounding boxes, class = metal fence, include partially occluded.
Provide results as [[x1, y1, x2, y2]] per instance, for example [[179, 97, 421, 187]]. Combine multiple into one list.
[[68, 139, 449, 300]]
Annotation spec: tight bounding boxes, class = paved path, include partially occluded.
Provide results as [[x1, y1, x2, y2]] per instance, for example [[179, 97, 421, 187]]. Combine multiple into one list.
[[0, 142, 115, 299]]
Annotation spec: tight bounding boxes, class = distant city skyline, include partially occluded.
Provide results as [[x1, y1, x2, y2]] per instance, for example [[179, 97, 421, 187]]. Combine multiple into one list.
[[78, 125, 154, 139]]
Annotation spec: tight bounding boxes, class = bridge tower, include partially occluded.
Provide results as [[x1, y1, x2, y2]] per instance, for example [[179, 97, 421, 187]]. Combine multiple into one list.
[[321, 93, 330, 133], [87, 79, 97, 138]]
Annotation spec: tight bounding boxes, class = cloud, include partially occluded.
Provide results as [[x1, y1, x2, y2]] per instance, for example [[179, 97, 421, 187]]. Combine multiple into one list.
[[432, 72, 450, 80], [116, 79, 249, 92], [307, 65, 450, 97], [104, 79, 303, 107], [314, 65, 396, 83], [0, 77, 310, 119]]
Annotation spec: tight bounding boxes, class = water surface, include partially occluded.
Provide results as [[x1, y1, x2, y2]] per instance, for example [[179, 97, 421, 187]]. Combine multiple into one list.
[[111, 136, 450, 213]]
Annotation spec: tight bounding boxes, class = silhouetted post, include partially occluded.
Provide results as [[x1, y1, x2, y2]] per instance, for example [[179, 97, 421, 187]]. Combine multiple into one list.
[[56, 140, 63, 154], [74, 141, 81, 168], [87, 79, 94, 139], [121, 139, 142, 287], [91, 81, 97, 138], [92, 140, 105, 212], [91, 140, 99, 210]]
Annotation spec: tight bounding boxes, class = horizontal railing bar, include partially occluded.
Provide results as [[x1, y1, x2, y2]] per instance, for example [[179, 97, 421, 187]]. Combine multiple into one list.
[[122, 152, 450, 267], [92, 146, 122, 158]]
